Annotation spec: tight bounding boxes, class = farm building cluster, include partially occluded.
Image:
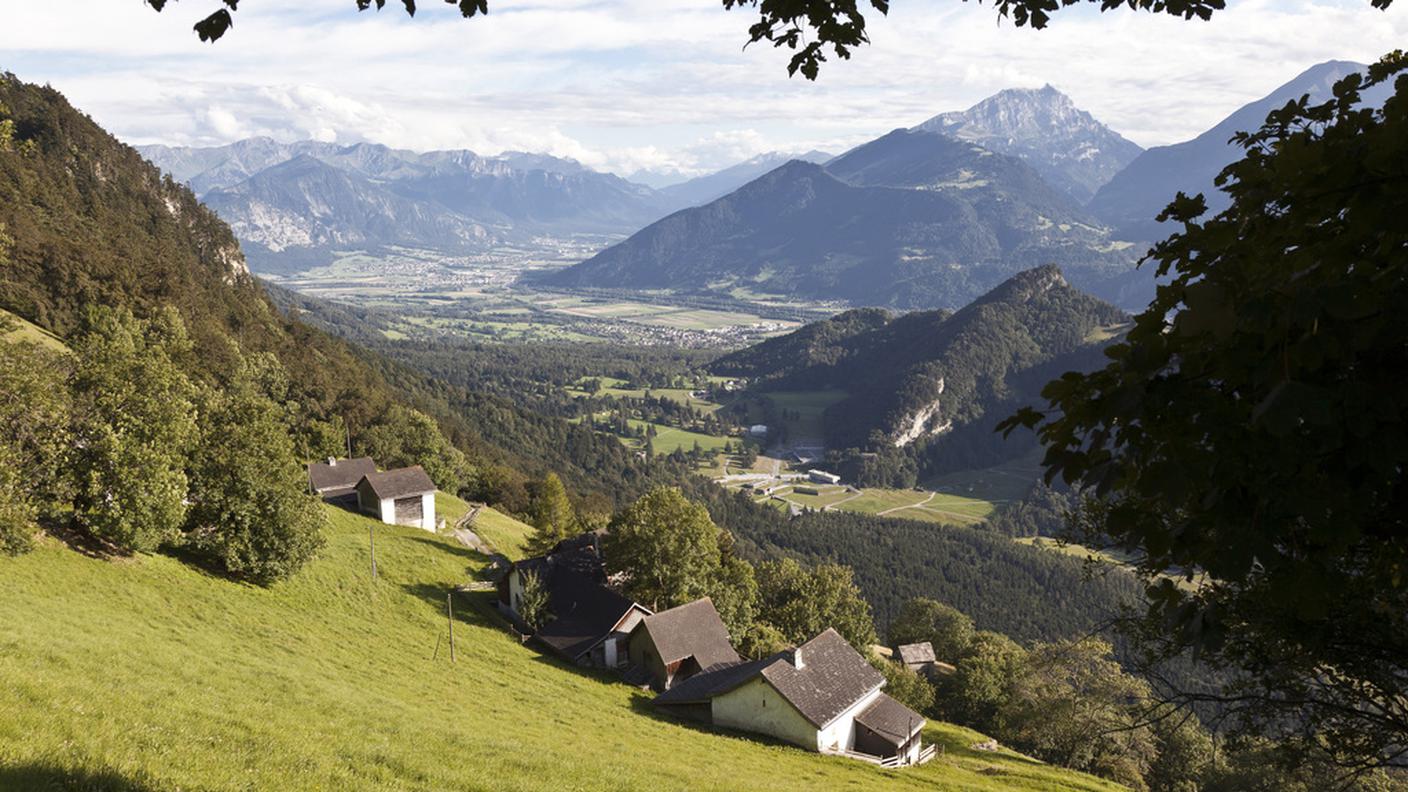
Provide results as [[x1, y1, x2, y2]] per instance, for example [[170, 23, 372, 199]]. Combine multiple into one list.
[[307, 457, 440, 532], [496, 534, 935, 768]]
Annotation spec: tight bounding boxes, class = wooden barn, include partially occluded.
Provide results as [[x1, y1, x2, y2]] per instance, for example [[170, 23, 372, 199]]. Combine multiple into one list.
[[355, 466, 438, 532], [626, 598, 740, 691]]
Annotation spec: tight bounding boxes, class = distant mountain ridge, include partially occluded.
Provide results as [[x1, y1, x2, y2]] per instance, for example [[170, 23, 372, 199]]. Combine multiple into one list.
[[915, 85, 1142, 204], [658, 150, 834, 208], [1087, 60, 1388, 241], [139, 137, 674, 273], [547, 129, 1143, 310]]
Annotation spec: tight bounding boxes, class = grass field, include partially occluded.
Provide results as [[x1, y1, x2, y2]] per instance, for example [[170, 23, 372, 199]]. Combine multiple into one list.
[[0, 505, 1124, 792], [435, 493, 534, 560], [927, 454, 1045, 505], [1, 307, 67, 353], [627, 420, 734, 456], [565, 378, 722, 413], [762, 390, 849, 441]]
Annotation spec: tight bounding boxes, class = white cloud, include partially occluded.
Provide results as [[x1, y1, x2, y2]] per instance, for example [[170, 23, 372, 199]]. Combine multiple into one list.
[[2, 0, 1405, 176]]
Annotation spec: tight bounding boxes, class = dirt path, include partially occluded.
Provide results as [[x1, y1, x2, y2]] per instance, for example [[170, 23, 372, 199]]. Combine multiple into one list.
[[878, 492, 935, 516]]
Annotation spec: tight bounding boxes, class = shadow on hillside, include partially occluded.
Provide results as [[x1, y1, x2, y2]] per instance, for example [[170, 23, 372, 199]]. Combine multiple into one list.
[[0, 763, 159, 791], [403, 535, 488, 562], [399, 582, 500, 627], [43, 517, 130, 561], [629, 695, 801, 751]]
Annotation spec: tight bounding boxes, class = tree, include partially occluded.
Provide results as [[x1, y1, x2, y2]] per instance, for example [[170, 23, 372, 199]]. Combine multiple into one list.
[[888, 597, 975, 661], [0, 339, 72, 554], [935, 629, 1026, 732], [606, 486, 720, 608], [1001, 54, 1408, 770], [998, 638, 1158, 790], [185, 355, 326, 584], [140, 0, 1396, 80], [359, 405, 469, 493], [524, 472, 576, 557], [604, 487, 758, 636], [873, 656, 937, 716], [754, 557, 877, 651], [70, 307, 198, 553], [0, 442, 36, 555], [518, 569, 551, 632]]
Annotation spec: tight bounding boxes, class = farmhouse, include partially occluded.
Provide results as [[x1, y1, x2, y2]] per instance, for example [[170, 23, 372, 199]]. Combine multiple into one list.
[[355, 466, 438, 532], [307, 457, 377, 502], [499, 534, 651, 668], [626, 598, 740, 691], [654, 629, 931, 766]]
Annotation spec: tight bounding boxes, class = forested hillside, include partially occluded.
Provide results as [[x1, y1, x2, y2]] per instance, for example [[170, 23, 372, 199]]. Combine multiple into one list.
[[714, 266, 1126, 470]]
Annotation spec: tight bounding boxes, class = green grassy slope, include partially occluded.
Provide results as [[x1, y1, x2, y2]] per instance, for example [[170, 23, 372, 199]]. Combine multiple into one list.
[[0, 505, 1125, 792], [1, 306, 67, 353], [436, 491, 535, 560]]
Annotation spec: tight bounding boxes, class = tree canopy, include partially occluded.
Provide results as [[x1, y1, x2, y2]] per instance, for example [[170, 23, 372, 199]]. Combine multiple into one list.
[[1002, 52, 1408, 771], [143, 0, 1396, 79]]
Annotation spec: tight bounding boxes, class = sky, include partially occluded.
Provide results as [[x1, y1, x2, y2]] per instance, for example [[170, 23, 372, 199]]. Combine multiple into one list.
[[2, 0, 1405, 184]]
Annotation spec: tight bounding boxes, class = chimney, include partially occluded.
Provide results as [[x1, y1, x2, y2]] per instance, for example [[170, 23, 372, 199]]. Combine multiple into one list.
[[788, 647, 804, 669]]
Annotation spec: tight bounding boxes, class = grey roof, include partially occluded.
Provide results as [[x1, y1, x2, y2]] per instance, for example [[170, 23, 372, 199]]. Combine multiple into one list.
[[307, 457, 376, 494], [896, 642, 936, 666], [854, 692, 926, 746], [632, 598, 740, 669], [655, 628, 884, 729], [358, 466, 436, 500]]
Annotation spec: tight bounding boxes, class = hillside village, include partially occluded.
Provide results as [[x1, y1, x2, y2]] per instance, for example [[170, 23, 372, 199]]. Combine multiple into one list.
[[308, 455, 936, 767]]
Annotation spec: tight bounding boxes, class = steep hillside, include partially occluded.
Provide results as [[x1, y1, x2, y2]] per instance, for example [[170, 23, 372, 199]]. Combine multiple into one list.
[[203, 155, 494, 273], [0, 503, 1126, 792], [0, 73, 658, 505], [915, 86, 1142, 203], [714, 266, 1125, 452], [547, 132, 1141, 310], [1087, 60, 1388, 241]]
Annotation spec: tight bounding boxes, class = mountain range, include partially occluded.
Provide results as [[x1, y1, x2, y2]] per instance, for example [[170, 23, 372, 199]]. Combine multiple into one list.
[[545, 128, 1142, 310], [1086, 59, 1381, 241], [137, 59, 1374, 309]]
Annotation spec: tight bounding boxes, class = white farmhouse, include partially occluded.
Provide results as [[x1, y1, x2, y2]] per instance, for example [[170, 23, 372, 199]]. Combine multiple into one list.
[[654, 628, 931, 766], [355, 466, 437, 532]]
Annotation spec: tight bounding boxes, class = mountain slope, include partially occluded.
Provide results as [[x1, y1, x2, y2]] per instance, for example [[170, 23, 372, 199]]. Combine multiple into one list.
[[139, 138, 673, 272], [202, 154, 493, 273], [1087, 60, 1385, 241], [915, 86, 1142, 204], [0, 502, 1127, 792], [659, 150, 833, 208], [714, 266, 1126, 452], [549, 131, 1140, 310]]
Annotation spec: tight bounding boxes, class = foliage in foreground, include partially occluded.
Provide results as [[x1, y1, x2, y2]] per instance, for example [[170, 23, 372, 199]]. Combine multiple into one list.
[[1005, 53, 1408, 771]]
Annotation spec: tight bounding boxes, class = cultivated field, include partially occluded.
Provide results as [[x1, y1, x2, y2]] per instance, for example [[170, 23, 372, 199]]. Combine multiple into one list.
[[1, 504, 1124, 792]]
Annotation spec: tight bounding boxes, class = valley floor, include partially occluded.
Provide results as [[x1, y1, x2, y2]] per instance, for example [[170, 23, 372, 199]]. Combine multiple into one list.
[[0, 502, 1125, 792]]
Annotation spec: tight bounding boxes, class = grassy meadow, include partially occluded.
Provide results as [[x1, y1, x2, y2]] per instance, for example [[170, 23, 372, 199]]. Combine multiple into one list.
[[0, 503, 1127, 792]]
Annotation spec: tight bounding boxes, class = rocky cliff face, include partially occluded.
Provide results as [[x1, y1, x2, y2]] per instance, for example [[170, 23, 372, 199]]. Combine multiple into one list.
[[915, 85, 1143, 204]]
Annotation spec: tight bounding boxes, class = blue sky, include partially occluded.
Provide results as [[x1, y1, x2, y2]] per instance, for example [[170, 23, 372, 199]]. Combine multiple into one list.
[[2, 0, 1405, 183]]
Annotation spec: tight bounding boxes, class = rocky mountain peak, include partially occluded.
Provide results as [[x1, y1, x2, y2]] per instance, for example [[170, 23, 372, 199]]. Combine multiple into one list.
[[914, 86, 1142, 204]]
